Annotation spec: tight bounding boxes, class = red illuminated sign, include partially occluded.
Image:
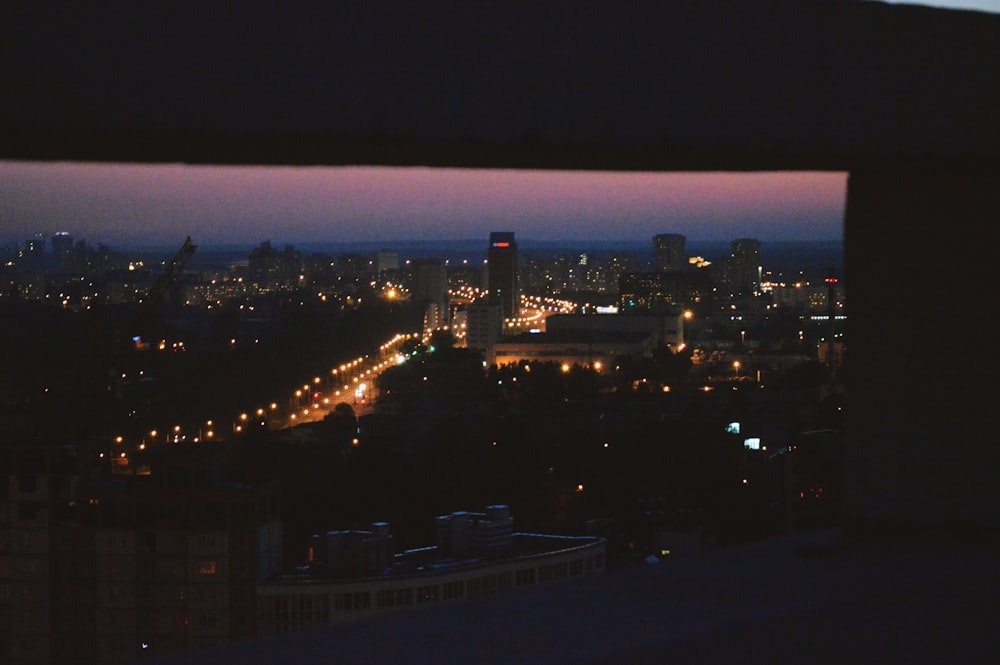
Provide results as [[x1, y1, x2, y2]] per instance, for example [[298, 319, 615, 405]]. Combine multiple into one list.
[[493, 242, 510, 248]]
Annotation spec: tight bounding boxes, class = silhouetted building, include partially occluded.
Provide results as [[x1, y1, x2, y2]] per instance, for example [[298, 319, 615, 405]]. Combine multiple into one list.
[[769, 280, 845, 314], [410, 258, 448, 318], [83, 464, 282, 662], [309, 523, 393, 579], [0, 441, 282, 665], [301, 252, 335, 285], [50, 232, 74, 273], [436, 505, 513, 559], [652, 233, 687, 271], [465, 302, 504, 354], [487, 232, 519, 320], [446, 263, 483, 292], [376, 251, 399, 274], [20, 235, 47, 272], [337, 253, 370, 284], [248, 241, 302, 288], [716, 239, 762, 298], [618, 270, 712, 313], [0, 442, 80, 664]]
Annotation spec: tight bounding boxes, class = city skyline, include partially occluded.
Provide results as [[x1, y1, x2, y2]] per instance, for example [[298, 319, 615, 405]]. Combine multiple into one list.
[[0, 162, 845, 250]]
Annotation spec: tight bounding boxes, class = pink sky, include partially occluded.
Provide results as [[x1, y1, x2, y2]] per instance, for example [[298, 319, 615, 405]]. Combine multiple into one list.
[[0, 162, 845, 249]]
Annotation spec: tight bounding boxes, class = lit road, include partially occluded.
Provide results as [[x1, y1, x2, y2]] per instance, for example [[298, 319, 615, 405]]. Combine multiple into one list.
[[275, 332, 420, 428], [102, 332, 421, 468]]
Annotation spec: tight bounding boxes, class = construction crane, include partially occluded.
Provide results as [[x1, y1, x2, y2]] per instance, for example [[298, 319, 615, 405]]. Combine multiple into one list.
[[129, 235, 198, 334], [108, 236, 198, 388]]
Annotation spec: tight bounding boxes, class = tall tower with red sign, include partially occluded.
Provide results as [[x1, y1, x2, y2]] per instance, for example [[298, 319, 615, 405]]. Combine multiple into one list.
[[487, 232, 519, 321], [825, 267, 839, 376]]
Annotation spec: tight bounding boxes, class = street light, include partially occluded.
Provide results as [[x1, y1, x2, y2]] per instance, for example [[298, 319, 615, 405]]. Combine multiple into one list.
[[733, 361, 741, 379]]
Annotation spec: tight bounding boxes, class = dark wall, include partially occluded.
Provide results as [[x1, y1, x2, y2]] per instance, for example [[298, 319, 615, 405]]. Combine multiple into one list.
[[844, 168, 1000, 530]]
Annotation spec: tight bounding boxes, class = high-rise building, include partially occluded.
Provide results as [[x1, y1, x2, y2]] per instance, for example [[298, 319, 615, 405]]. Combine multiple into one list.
[[652, 233, 687, 271], [487, 232, 518, 320], [248, 241, 302, 288], [422, 302, 445, 339], [410, 258, 448, 316], [726, 238, 762, 298], [0, 442, 80, 664], [411, 258, 449, 338], [20, 234, 47, 271], [50, 231, 74, 272], [0, 440, 283, 664]]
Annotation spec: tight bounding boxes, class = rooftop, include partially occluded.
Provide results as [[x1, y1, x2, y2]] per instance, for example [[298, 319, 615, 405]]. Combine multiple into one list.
[[152, 528, 998, 664], [268, 532, 603, 584], [498, 331, 654, 345]]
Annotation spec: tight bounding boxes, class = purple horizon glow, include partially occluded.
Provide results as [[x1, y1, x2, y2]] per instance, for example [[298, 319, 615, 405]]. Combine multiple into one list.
[[0, 162, 846, 249]]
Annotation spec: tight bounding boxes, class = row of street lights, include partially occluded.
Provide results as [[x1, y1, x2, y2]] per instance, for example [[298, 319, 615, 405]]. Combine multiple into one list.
[[107, 332, 422, 460]]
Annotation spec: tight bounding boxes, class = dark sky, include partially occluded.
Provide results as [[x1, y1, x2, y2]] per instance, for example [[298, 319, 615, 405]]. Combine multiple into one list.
[[0, 162, 846, 249]]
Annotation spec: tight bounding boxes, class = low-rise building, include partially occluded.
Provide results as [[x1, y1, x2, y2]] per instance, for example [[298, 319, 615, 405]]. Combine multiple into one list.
[[256, 506, 606, 636], [490, 330, 655, 369]]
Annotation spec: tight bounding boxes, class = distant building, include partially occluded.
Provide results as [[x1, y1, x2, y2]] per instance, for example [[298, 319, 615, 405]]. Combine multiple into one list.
[[715, 238, 761, 298], [769, 281, 846, 314], [310, 522, 394, 579], [487, 232, 519, 320], [20, 235, 47, 272], [376, 250, 399, 274], [256, 506, 605, 635], [490, 330, 656, 368], [465, 301, 504, 354], [422, 301, 446, 338], [410, 258, 448, 318], [652, 233, 687, 271], [435, 505, 514, 559], [545, 312, 685, 348], [337, 252, 371, 284], [446, 263, 483, 292], [301, 252, 335, 285], [50, 232, 74, 272], [248, 241, 302, 289], [618, 270, 712, 313], [104, 268, 155, 304], [450, 309, 469, 346]]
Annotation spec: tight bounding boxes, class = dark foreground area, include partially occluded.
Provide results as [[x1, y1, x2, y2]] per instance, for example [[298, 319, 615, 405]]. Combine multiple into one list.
[[149, 527, 999, 665]]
